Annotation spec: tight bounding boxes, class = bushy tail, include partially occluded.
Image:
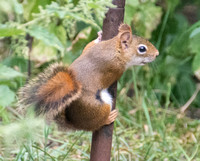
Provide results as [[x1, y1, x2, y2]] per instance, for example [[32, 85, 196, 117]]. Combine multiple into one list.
[[18, 63, 82, 118]]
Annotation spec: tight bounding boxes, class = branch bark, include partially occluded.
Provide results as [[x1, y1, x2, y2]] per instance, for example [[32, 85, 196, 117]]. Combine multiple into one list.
[[90, 0, 126, 160]]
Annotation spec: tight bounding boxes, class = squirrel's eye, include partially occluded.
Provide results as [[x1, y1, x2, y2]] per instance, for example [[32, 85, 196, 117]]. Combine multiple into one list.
[[138, 44, 147, 54]]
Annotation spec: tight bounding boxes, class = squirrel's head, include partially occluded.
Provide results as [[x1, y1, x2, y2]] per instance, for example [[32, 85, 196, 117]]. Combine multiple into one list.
[[117, 24, 159, 68]]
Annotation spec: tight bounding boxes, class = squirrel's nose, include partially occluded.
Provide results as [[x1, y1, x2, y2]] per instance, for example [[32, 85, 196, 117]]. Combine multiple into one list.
[[155, 51, 159, 57]]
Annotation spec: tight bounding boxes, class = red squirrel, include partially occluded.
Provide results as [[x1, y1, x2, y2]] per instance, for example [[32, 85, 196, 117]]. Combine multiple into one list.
[[18, 24, 159, 131]]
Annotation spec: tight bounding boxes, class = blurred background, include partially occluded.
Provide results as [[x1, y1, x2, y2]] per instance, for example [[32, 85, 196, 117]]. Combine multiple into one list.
[[0, 0, 200, 160]]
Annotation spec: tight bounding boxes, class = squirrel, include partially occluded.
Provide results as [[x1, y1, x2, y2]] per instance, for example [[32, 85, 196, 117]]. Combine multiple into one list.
[[18, 24, 159, 131]]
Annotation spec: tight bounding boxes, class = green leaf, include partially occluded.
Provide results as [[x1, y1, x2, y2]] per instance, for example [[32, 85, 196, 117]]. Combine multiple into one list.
[[132, 2, 162, 38], [23, 0, 52, 20], [192, 53, 200, 72], [0, 24, 24, 37], [49, 24, 67, 46], [167, 14, 190, 58], [189, 35, 200, 54], [0, 1, 13, 15], [0, 64, 24, 80], [13, 0, 23, 15], [190, 27, 200, 38], [0, 80, 18, 90], [125, 0, 139, 19], [0, 85, 15, 107], [31, 41, 57, 62], [126, 0, 139, 7], [2, 56, 28, 73], [26, 26, 64, 52], [124, 4, 137, 25], [166, 0, 180, 13], [88, 3, 100, 9]]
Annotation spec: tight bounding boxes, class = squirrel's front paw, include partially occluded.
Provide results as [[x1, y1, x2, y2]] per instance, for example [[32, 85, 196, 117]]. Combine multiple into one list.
[[94, 31, 102, 43], [97, 31, 102, 41], [104, 109, 118, 125]]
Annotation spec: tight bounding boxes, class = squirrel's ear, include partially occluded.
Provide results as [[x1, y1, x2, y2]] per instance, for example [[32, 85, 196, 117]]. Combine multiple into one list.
[[118, 24, 132, 33], [119, 31, 132, 50], [118, 24, 132, 50]]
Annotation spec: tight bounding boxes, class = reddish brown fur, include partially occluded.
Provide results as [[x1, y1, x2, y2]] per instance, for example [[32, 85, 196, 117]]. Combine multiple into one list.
[[82, 40, 95, 54], [19, 24, 158, 131], [65, 99, 111, 131], [38, 72, 75, 103], [69, 36, 126, 92]]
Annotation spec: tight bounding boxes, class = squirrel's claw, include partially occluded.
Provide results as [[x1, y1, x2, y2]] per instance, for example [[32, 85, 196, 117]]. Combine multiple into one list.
[[104, 109, 118, 125]]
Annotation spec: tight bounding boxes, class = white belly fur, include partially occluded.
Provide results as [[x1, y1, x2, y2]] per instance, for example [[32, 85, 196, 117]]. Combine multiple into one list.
[[100, 89, 113, 110]]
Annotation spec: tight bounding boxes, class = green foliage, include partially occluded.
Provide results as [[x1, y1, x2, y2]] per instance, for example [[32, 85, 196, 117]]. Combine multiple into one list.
[[0, 117, 44, 145], [0, 64, 23, 80], [0, 24, 24, 37], [26, 25, 64, 52], [0, 64, 24, 108], [0, 85, 15, 107], [1, 0, 200, 160], [0, 0, 114, 60], [23, 0, 52, 20], [189, 26, 200, 71], [125, 0, 162, 39]]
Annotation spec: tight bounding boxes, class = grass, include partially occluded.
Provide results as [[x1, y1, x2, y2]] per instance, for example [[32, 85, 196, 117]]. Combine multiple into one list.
[[1, 0, 200, 160], [0, 67, 200, 161], [1, 106, 200, 160]]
